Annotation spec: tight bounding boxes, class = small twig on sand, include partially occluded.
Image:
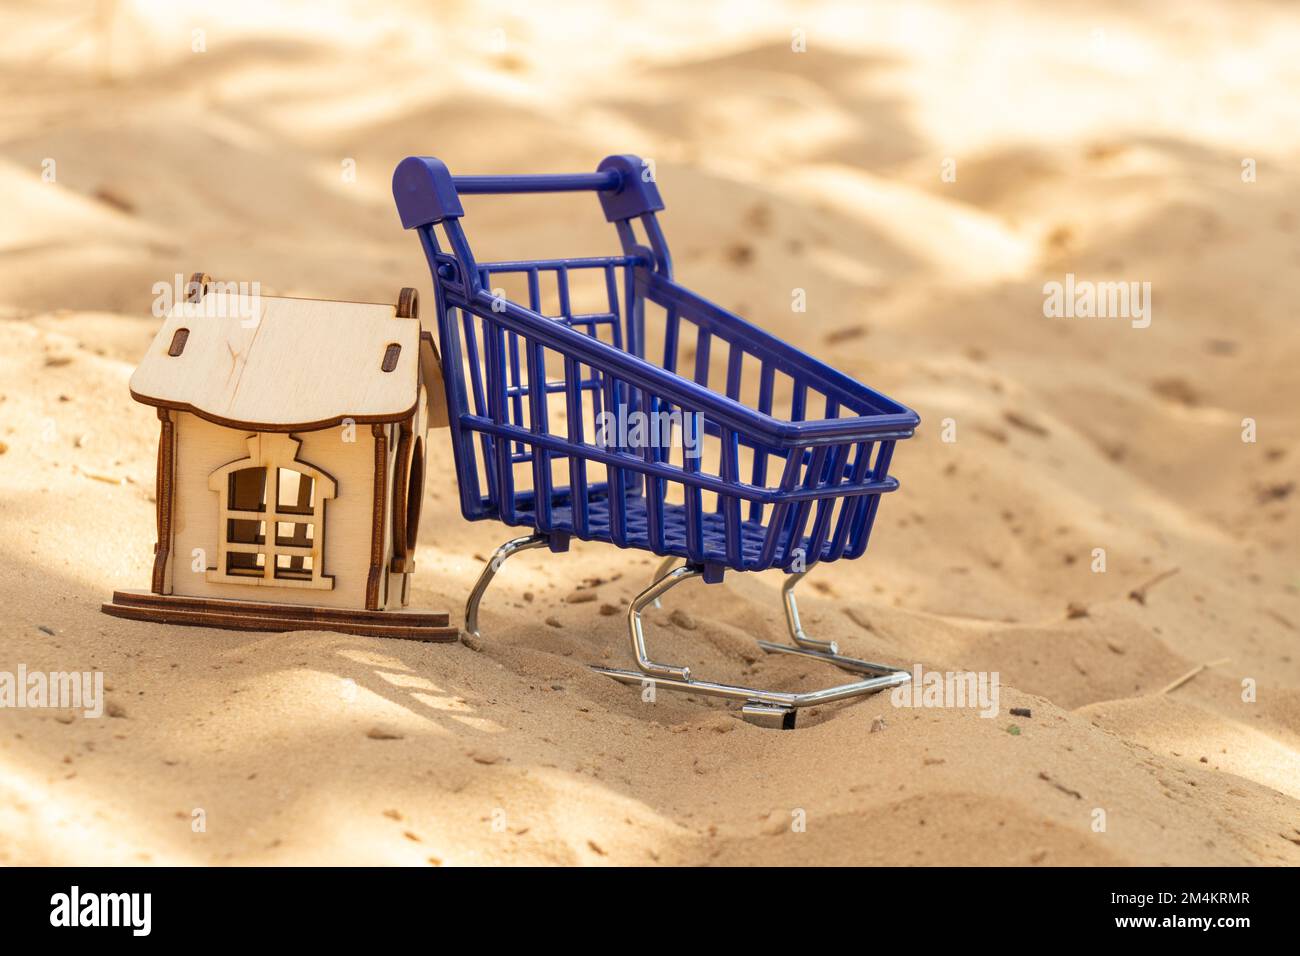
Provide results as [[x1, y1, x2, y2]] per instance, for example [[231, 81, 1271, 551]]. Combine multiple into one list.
[[1038, 771, 1082, 800], [1128, 567, 1180, 605], [1160, 658, 1230, 695]]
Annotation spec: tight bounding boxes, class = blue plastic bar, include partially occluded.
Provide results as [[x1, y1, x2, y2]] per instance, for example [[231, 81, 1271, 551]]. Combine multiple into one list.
[[682, 411, 704, 562], [846, 441, 896, 561], [784, 446, 828, 567], [458, 308, 494, 504], [478, 256, 642, 277], [644, 392, 666, 553], [452, 171, 621, 194], [757, 452, 804, 568], [525, 337, 552, 528], [806, 442, 849, 561], [720, 427, 742, 566], [452, 419, 899, 504], [486, 319, 515, 523], [601, 373, 628, 546], [827, 442, 873, 561], [564, 356, 589, 537]]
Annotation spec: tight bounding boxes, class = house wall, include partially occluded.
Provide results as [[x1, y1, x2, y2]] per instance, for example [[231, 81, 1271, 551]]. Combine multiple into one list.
[[166, 413, 382, 608]]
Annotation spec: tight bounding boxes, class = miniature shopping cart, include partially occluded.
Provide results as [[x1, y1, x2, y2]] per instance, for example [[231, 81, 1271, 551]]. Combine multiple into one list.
[[393, 154, 920, 727]]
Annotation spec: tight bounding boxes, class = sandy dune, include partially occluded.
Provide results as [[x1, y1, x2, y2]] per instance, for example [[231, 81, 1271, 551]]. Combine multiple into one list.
[[1, 0, 1297, 865]]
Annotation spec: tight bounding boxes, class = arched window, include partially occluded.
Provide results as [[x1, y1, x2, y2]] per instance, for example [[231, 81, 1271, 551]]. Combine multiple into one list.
[[207, 434, 336, 590]]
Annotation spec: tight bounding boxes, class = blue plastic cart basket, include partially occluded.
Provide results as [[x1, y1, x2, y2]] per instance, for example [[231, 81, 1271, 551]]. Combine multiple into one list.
[[393, 154, 919, 726]]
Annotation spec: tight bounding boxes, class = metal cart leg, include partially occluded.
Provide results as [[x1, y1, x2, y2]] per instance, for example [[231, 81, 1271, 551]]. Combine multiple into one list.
[[649, 555, 681, 608], [591, 563, 910, 728], [755, 568, 906, 678], [629, 565, 698, 680], [464, 533, 549, 641], [780, 570, 837, 653]]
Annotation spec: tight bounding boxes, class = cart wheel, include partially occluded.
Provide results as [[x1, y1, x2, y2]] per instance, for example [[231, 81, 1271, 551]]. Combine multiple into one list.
[[396, 287, 419, 319], [185, 272, 211, 304]]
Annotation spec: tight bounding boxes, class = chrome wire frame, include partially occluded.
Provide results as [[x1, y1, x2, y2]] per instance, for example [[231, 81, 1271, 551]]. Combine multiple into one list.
[[463, 533, 549, 641], [779, 570, 837, 653], [590, 562, 910, 715], [649, 555, 681, 608]]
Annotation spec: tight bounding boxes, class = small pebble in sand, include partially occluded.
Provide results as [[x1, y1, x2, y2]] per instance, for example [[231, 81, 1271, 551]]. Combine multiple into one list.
[[724, 242, 754, 266], [598, 604, 620, 616], [823, 324, 867, 345], [468, 748, 502, 765], [366, 725, 404, 740], [383, 809, 403, 821], [545, 616, 563, 628], [1010, 707, 1032, 718], [1151, 377, 1200, 407], [870, 716, 887, 733], [105, 700, 127, 718], [1065, 602, 1088, 619], [565, 590, 597, 604], [523, 591, 534, 602], [1003, 410, 1049, 438], [37, 625, 55, 636], [669, 609, 696, 630]]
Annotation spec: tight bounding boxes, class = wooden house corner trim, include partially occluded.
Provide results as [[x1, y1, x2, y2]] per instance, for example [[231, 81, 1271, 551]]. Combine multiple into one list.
[[151, 409, 176, 594], [365, 423, 389, 610], [389, 415, 415, 573]]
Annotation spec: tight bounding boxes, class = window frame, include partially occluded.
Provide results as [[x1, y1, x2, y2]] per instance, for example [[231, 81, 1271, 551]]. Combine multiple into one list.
[[206, 434, 337, 590]]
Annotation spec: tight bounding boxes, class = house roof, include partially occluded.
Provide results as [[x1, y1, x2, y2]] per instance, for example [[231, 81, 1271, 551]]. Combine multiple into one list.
[[130, 292, 423, 430]]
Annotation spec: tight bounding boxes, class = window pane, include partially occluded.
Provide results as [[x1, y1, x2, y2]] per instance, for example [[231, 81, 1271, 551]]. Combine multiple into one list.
[[278, 469, 316, 515], [274, 553, 313, 581], [229, 467, 267, 512], [226, 551, 265, 577], [275, 521, 313, 547], [228, 518, 266, 545]]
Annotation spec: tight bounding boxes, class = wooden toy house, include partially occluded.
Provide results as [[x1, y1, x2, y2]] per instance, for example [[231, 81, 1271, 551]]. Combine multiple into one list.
[[102, 275, 457, 641]]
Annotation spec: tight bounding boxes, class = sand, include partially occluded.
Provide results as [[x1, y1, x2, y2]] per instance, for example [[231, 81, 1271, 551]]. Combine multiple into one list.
[[1, 0, 1297, 865]]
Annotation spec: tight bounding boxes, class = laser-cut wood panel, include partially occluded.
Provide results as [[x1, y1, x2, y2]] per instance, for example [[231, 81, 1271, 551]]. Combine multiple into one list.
[[205, 433, 337, 591]]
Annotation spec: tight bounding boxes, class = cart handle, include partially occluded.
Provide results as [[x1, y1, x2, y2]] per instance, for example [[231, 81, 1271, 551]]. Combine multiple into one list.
[[393, 154, 664, 227], [452, 171, 621, 194]]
